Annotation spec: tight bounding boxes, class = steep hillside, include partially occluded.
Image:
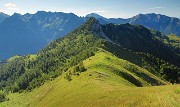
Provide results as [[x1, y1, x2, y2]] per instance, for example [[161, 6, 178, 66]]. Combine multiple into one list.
[[102, 23, 180, 67]]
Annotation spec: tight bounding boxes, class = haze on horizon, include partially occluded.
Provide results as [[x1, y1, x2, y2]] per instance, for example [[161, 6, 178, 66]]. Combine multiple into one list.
[[0, 0, 180, 18]]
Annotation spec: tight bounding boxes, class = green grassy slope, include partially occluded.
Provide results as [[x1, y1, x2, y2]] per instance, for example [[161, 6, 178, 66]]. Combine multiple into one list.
[[2, 50, 179, 107]]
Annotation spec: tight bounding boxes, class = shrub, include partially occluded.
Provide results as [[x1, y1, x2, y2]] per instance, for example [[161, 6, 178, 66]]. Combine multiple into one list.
[[0, 92, 6, 102]]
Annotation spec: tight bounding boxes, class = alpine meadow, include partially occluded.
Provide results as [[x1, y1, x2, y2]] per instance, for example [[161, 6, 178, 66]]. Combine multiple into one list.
[[0, 0, 180, 107]]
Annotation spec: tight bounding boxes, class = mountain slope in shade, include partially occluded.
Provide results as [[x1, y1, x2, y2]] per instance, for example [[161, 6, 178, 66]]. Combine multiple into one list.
[[0, 12, 9, 23], [102, 23, 180, 67]]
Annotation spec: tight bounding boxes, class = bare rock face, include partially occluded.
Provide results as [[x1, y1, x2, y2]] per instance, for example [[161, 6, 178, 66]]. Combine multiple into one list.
[[91, 18, 113, 43]]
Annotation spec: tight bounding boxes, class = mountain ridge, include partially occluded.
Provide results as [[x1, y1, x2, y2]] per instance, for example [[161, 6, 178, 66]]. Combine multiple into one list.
[[0, 11, 85, 60], [0, 11, 180, 61], [0, 12, 9, 23], [87, 13, 180, 36]]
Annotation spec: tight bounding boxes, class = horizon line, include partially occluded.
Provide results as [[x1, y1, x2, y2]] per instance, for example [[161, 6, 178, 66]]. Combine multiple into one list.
[[0, 10, 179, 19]]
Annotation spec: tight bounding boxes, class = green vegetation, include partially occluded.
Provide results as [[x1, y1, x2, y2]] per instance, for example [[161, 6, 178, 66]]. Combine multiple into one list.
[[151, 30, 180, 56], [64, 62, 86, 81], [159, 33, 180, 49], [0, 51, 179, 107], [0, 91, 7, 103]]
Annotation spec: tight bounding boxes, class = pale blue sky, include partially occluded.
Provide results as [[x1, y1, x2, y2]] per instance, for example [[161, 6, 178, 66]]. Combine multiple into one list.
[[0, 0, 179, 18]]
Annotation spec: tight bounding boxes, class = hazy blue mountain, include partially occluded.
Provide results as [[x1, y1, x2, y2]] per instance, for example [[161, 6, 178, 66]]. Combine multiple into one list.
[[0, 11, 85, 60], [0, 13, 45, 60], [0, 12, 9, 23], [129, 13, 180, 36], [86, 13, 180, 36]]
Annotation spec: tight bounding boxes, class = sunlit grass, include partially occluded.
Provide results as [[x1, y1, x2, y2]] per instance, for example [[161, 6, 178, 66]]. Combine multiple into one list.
[[1, 50, 179, 107]]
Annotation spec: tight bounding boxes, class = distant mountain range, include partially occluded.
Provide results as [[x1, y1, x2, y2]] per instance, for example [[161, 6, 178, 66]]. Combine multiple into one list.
[[0, 11, 85, 60], [86, 13, 180, 36], [0, 11, 180, 60]]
